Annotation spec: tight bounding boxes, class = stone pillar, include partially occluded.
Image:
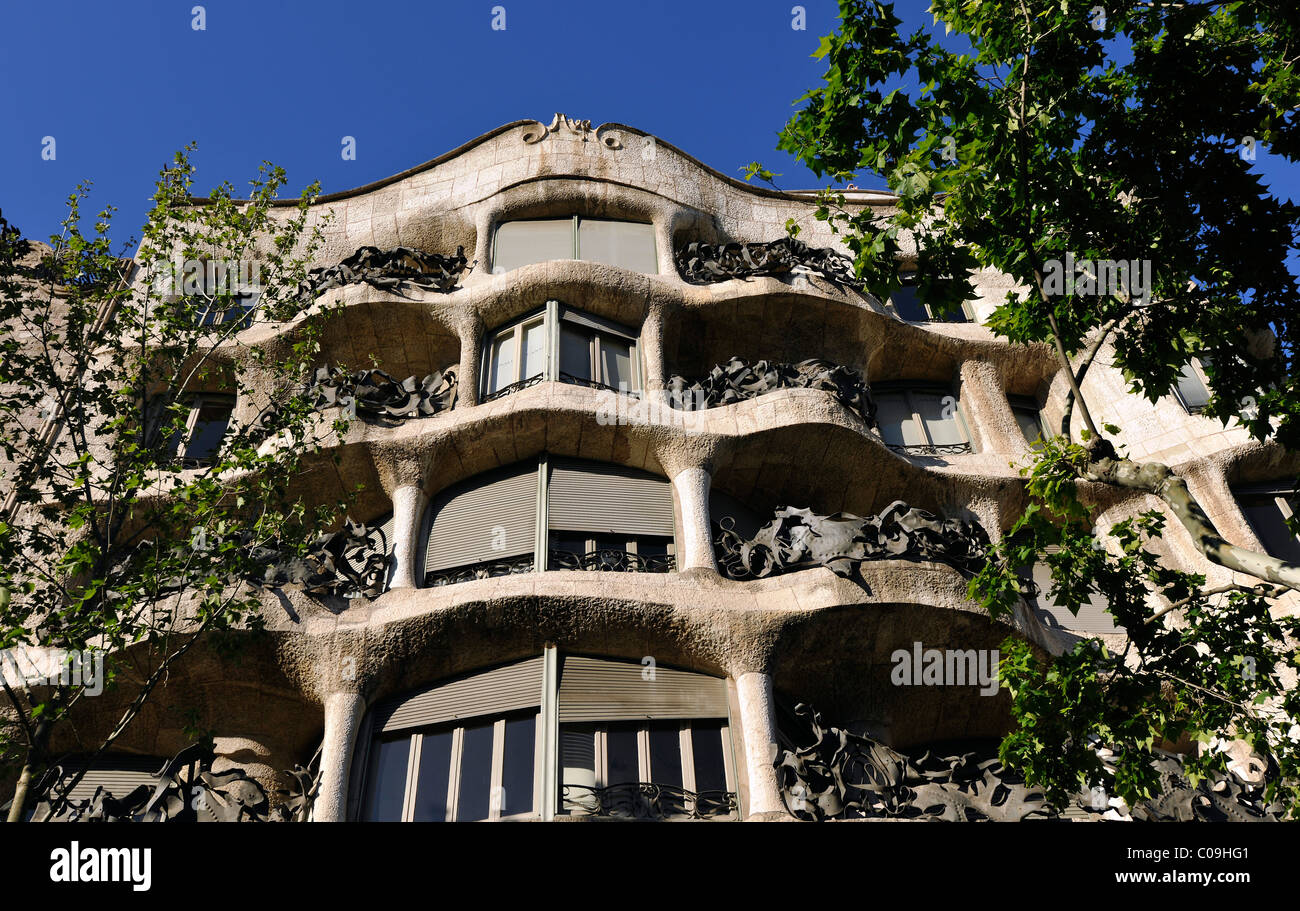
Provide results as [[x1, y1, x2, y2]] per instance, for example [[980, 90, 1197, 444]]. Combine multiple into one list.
[[457, 315, 484, 408], [958, 359, 1027, 456], [389, 483, 428, 589], [735, 671, 784, 817], [314, 691, 366, 822], [640, 305, 667, 392], [672, 465, 716, 572]]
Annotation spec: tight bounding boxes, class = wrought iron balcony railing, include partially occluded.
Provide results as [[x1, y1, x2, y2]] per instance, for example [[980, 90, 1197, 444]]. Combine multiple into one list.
[[480, 373, 545, 403], [560, 783, 737, 820], [883, 441, 973, 456], [424, 555, 535, 587], [548, 549, 676, 573]]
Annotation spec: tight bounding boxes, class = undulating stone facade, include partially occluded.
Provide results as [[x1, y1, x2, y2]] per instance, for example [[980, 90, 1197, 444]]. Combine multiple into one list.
[[18, 114, 1299, 821]]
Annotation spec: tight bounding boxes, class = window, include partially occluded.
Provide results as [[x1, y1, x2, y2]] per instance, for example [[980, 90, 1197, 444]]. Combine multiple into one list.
[[873, 385, 972, 454], [158, 393, 235, 467], [191, 293, 256, 330], [491, 217, 657, 274], [1172, 359, 1211, 414], [1235, 484, 1300, 563], [357, 653, 738, 821], [1020, 551, 1122, 636], [890, 272, 971, 323], [481, 302, 641, 401], [1009, 395, 1048, 444], [422, 455, 676, 586]]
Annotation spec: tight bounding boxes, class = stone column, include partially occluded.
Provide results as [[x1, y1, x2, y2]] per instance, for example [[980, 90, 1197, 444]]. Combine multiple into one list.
[[640, 305, 667, 393], [672, 465, 716, 572], [457, 315, 484, 408], [388, 483, 428, 589], [735, 671, 784, 817], [314, 691, 366, 822], [958, 359, 1027, 456]]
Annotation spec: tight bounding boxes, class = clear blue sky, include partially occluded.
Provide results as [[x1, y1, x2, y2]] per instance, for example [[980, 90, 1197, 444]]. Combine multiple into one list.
[[1, 0, 1295, 254]]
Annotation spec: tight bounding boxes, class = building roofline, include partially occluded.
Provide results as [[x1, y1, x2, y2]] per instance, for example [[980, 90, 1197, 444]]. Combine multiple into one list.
[[186, 117, 899, 208]]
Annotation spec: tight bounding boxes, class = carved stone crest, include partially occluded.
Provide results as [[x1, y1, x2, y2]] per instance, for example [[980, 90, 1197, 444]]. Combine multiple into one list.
[[521, 113, 622, 149]]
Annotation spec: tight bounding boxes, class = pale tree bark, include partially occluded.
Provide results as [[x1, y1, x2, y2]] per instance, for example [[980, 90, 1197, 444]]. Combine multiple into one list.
[[1083, 443, 1300, 592]]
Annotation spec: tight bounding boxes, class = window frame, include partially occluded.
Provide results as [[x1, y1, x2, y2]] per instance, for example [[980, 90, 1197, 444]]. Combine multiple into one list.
[[1171, 358, 1212, 414], [889, 271, 973, 323], [490, 215, 658, 275], [872, 383, 974, 454], [1235, 482, 1300, 562], [479, 301, 643, 401], [156, 392, 235, 467], [1008, 394, 1049, 444], [557, 719, 737, 818], [373, 710, 544, 822]]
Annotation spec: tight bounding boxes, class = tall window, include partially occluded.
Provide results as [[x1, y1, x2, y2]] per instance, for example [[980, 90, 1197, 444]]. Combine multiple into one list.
[[1172, 359, 1212, 414], [491, 217, 657, 274], [1235, 483, 1300, 563], [1020, 549, 1122, 636], [889, 272, 972, 323], [158, 393, 235, 467], [422, 455, 676, 586], [872, 384, 972, 454], [481, 302, 641, 401], [357, 654, 737, 821], [1009, 395, 1048, 444]]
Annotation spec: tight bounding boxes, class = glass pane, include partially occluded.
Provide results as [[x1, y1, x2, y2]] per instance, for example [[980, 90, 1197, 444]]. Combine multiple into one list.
[[890, 282, 928, 321], [599, 337, 632, 390], [560, 724, 598, 814], [184, 399, 232, 462], [690, 722, 727, 793], [605, 725, 639, 786], [493, 219, 573, 274], [362, 736, 410, 822], [560, 325, 593, 382], [647, 723, 683, 788], [875, 393, 924, 447], [487, 329, 517, 393], [501, 715, 535, 816], [521, 320, 547, 381], [455, 722, 495, 821], [411, 730, 452, 821], [916, 392, 965, 446], [577, 219, 658, 273], [1175, 362, 1211, 412], [1242, 498, 1300, 563], [635, 537, 670, 558], [1014, 406, 1045, 443]]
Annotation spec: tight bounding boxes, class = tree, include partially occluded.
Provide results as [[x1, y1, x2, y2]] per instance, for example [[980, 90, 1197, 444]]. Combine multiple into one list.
[[768, 0, 1300, 813], [0, 148, 351, 820]]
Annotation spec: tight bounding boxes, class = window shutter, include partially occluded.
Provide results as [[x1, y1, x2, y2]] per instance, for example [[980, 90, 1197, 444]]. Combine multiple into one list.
[[425, 462, 538, 572], [1030, 546, 1122, 634], [41, 756, 162, 809], [547, 458, 674, 537], [558, 305, 637, 340], [373, 656, 545, 733], [557, 656, 729, 722], [347, 511, 396, 590]]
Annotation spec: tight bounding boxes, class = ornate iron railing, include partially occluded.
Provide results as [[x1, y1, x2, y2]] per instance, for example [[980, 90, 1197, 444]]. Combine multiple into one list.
[[297, 244, 472, 301], [424, 555, 536, 587], [561, 783, 737, 820], [557, 372, 641, 397], [713, 502, 990, 581], [884, 441, 973, 456], [666, 357, 874, 425], [548, 549, 675, 574], [674, 237, 866, 292], [480, 373, 545, 403]]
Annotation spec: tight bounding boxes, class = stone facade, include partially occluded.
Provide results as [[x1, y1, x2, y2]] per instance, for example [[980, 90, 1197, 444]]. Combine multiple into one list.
[[17, 115, 1299, 821]]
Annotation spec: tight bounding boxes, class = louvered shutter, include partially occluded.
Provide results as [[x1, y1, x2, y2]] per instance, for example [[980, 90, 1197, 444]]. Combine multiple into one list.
[[557, 656, 729, 722], [347, 511, 395, 591], [547, 459, 674, 537], [373, 656, 545, 733], [425, 462, 538, 572], [34, 756, 163, 818], [1030, 546, 1122, 634], [558, 305, 637, 340]]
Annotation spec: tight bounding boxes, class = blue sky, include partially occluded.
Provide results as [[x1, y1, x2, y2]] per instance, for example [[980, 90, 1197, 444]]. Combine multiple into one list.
[[1, 0, 1295, 253]]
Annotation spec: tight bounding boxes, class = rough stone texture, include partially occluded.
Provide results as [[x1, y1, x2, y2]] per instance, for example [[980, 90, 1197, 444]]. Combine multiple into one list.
[[20, 116, 1298, 820]]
